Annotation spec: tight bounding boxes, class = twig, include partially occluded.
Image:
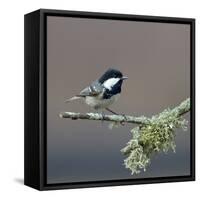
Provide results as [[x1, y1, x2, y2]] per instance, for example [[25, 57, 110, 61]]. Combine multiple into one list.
[[59, 112, 149, 125], [59, 98, 190, 124]]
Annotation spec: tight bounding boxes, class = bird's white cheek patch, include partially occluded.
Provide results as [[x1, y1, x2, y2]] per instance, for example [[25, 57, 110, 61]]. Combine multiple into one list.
[[103, 78, 120, 90]]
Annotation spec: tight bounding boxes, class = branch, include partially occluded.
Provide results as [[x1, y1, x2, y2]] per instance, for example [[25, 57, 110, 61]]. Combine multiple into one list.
[[59, 98, 190, 175], [59, 112, 149, 125], [59, 98, 190, 124]]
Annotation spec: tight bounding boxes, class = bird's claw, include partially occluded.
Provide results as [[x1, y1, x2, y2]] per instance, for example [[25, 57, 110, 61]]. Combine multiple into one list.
[[120, 114, 127, 126]]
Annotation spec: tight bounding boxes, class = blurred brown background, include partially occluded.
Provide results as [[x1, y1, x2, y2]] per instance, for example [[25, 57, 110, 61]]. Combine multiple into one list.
[[47, 16, 190, 184]]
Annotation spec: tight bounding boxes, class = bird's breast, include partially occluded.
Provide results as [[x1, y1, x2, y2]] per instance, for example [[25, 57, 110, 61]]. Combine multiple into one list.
[[85, 94, 120, 110]]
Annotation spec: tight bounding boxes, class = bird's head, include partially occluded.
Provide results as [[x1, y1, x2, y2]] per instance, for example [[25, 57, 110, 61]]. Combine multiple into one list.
[[99, 68, 128, 91]]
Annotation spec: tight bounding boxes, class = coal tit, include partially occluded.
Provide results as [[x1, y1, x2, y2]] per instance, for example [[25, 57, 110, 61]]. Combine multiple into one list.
[[65, 68, 128, 114]]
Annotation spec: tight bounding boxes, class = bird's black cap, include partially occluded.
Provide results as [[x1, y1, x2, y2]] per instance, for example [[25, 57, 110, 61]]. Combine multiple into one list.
[[98, 68, 123, 84]]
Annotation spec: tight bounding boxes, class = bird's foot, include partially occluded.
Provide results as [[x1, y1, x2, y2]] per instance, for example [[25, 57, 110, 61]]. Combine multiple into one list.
[[120, 114, 127, 126], [105, 108, 127, 126]]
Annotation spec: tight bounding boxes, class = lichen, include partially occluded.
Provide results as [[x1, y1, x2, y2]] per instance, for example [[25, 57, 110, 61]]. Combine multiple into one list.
[[121, 100, 190, 175]]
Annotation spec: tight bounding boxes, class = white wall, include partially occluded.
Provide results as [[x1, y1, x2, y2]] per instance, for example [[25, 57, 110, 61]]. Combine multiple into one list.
[[0, 0, 198, 199]]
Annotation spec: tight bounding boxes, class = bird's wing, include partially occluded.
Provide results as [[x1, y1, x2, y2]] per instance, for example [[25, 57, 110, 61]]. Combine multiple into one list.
[[78, 81, 104, 97]]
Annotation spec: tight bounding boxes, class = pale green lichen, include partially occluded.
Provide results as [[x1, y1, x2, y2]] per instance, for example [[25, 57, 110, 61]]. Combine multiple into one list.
[[121, 99, 190, 175]]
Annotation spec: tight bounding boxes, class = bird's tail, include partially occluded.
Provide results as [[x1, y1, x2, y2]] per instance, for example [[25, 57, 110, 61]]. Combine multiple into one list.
[[64, 96, 82, 103]]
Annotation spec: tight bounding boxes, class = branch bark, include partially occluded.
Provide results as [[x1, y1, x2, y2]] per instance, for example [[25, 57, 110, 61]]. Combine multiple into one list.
[[59, 98, 190, 125]]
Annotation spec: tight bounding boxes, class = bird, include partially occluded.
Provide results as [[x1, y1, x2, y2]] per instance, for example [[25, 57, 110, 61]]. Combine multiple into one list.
[[65, 68, 128, 114]]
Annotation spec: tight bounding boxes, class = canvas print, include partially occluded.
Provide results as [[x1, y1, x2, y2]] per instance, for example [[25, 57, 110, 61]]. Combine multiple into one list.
[[46, 16, 191, 184]]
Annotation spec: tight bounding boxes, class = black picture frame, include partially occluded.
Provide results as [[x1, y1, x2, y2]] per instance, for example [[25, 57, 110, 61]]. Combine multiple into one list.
[[24, 9, 195, 191]]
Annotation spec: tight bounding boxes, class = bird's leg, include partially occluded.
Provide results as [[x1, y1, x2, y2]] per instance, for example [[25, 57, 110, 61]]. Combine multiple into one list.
[[105, 108, 119, 115], [106, 108, 127, 125]]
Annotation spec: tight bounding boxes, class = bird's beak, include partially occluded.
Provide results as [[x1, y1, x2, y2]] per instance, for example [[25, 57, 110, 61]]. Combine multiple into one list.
[[121, 76, 128, 80]]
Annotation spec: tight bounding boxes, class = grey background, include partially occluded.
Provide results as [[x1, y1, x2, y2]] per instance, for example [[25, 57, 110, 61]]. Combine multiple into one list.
[[47, 16, 190, 184]]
